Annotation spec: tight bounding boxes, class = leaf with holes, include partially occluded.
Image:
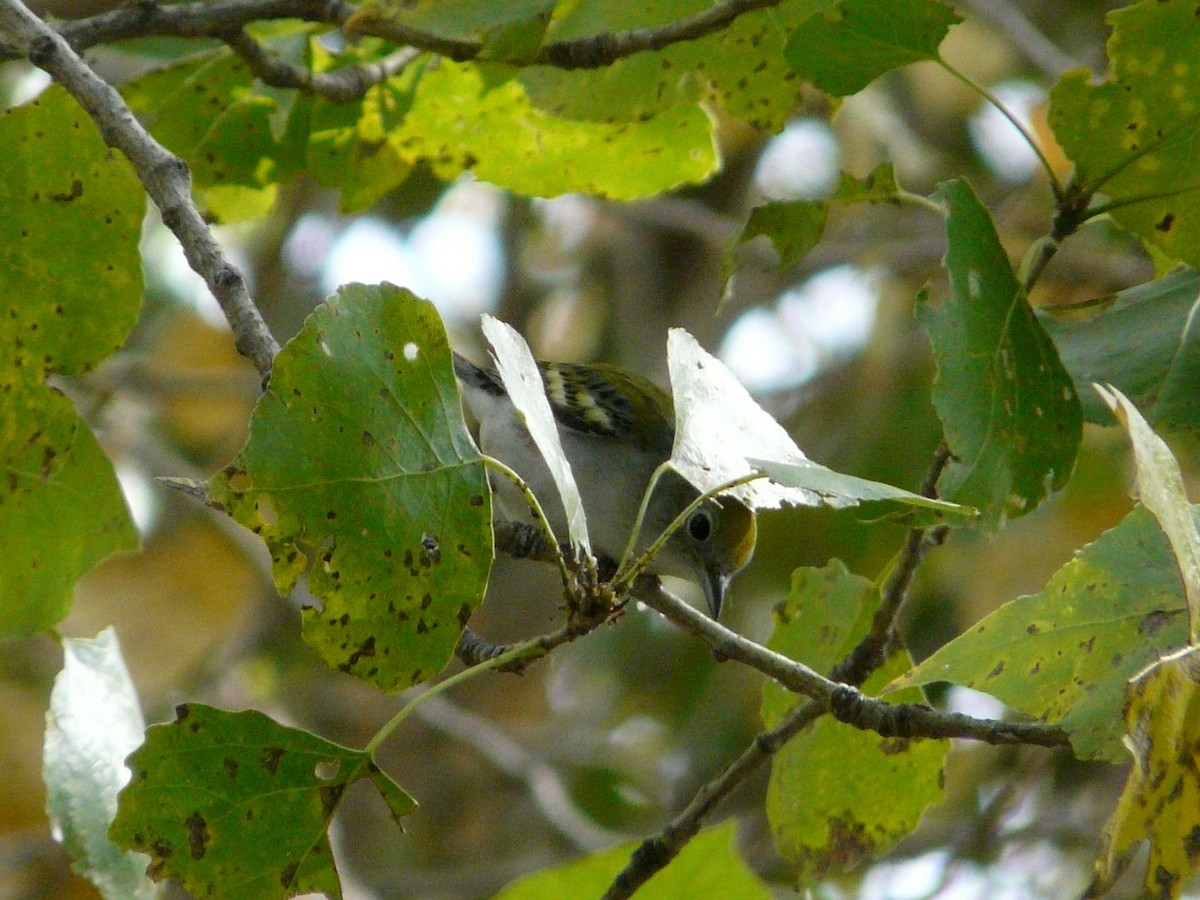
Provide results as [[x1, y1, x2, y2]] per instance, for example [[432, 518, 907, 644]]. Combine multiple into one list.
[[917, 178, 1081, 527], [1088, 647, 1200, 898], [208, 283, 492, 691], [109, 704, 415, 900]]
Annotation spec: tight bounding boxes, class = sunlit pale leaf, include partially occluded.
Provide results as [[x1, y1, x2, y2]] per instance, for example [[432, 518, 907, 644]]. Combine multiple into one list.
[[894, 505, 1190, 761], [209, 284, 492, 691], [763, 562, 948, 885], [489, 821, 770, 899], [784, 0, 960, 96], [1049, 0, 1200, 266], [110, 704, 415, 900], [666, 329, 826, 510], [45, 630, 158, 900], [1041, 267, 1200, 434], [917, 178, 1081, 527], [1098, 385, 1200, 641], [750, 459, 971, 516], [482, 315, 590, 553], [1087, 648, 1200, 899]]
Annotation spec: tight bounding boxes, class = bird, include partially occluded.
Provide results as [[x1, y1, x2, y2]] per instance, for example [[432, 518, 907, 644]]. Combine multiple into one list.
[[453, 352, 756, 619]]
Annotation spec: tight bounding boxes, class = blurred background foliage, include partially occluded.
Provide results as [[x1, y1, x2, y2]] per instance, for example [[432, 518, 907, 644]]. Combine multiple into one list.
[[0, 0, 1180, 896]]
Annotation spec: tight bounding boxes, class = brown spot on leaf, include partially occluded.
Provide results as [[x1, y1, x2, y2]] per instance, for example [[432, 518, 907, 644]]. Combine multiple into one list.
[[986, 660, 1005, 679], [347, 636, 376, 668], [320, 783, 346, 816], [261, 746, 284, 775], [51, 178, 83, 203], [185, 811, 209, 859], [1156, 213, 1176, 232], [223, 757, 238, 778], [280, 862, 299, 887], [1140, 610, 1171, 636]]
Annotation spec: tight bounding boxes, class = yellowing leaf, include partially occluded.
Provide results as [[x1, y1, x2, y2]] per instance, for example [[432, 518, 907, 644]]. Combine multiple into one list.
[[1098, 384, 1200, 642], [893, 505, 1189, 761], [763, 563, 948, 885], [1088, 648, 1200, 899]]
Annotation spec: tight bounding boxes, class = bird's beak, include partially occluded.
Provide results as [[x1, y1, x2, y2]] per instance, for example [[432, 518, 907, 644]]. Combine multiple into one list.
[[703, 567, 731, 620]]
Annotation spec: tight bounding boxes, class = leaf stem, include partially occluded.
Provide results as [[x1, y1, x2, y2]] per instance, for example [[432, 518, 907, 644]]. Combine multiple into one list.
[[364, 640, 539, 755], [482, 455, 580, 595], [938, 57, 1064, 199], [611, 472, 764, 595]]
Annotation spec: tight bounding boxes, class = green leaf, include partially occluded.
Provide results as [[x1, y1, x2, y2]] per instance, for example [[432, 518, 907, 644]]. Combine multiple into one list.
[[522, 0, 826, 132], [916, 178, 1081, 527], [489, 821, 771, 899], [209, 284, 492, 691], [1, 385, 137, 639], [1048, 0, 1200, 266], [723, 163, 901, 293], [45, 629, 159, 900], [121, 37, 311, 220], [1040, 267, 1200, 434], [0, 86, 143, 380], [0, 87, 141, 636], [392, 59, 717, 199], [762, 562, 948, 885], [729, 201, 828, 278], [110, 704, 415, 900], [1088, 647, 1200, 899], [784, 0, 960, 96], [893, 505, 1191, 761]]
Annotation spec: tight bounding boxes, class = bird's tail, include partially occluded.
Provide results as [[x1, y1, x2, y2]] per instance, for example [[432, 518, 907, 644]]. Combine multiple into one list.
[[452, 351, 505, 397]]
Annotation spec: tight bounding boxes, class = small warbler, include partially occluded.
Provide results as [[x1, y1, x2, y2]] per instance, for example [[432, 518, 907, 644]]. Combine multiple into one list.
[[454, 353, 756, 618]]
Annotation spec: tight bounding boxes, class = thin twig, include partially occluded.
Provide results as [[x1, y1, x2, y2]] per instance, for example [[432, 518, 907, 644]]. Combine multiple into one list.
[[223, 29, 419, 101], [0, 0, 280, 380], [634, 579, 1066, 748], [832, 442, 953, 686], [601, 699, 824, 900], [539, 0, 784, 69]]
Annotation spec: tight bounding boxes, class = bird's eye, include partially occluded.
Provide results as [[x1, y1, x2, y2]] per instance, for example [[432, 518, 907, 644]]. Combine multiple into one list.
[[687, 509, 713, 542]]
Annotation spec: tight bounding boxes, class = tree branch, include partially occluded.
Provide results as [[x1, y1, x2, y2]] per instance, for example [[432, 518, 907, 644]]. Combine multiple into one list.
[[831, 441, 953, 686], [0, 0, 280, 380], [599, 577, 1069, 898], [601, 699, 825, 900], [223, 29, 419, 102], [3, 0, 788, 73]]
